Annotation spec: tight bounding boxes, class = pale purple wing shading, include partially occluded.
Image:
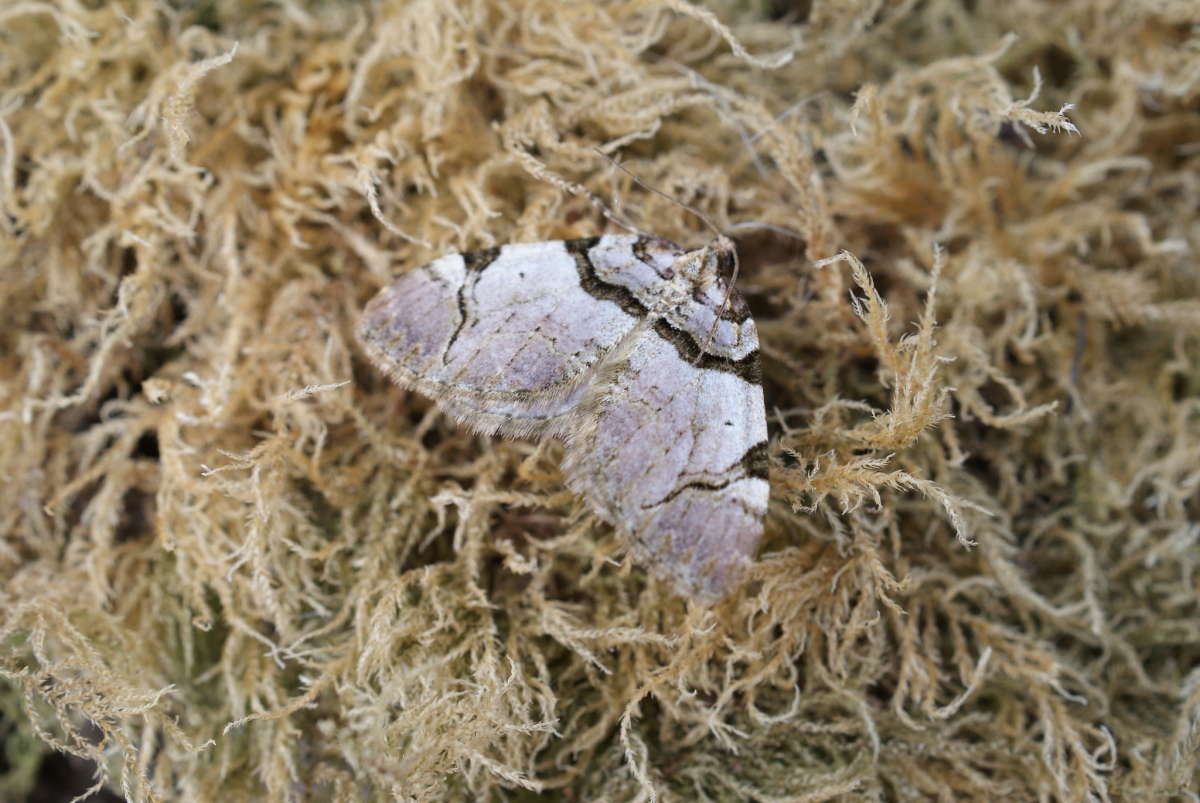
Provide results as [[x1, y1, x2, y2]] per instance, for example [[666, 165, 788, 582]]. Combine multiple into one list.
[[436, 382, 589, 439], [356, 238, 656, 434], [562, 322, 769, 600]]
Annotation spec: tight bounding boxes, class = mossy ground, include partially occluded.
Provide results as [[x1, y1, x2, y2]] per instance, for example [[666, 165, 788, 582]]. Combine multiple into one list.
[[1, 1, 1198, 800]]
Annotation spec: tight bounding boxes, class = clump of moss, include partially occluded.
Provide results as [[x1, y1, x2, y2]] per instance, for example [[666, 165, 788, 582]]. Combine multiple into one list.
[[1, 0, 1197, 800]]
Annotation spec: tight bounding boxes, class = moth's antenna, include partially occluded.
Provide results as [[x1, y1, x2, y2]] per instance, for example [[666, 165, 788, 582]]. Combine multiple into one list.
[[725, 220, 807, 241], [571, 181, 654, 240], [507, 142, 656, 240], [591, 148, 724, 242]]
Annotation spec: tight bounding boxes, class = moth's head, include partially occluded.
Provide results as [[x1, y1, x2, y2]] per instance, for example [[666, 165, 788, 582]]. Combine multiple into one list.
[[710, 234, 736, 272], [697, 234, 737, 289]]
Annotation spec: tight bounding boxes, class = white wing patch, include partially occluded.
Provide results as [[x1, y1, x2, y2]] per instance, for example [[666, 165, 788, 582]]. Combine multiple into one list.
[[357, 233, 769, 601]]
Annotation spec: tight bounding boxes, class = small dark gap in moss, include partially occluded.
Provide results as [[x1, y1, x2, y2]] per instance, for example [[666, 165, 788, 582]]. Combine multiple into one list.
[[114, 488, 156, 544], [1039, 44, 1079, 89], [14, 155, 32, 190], [766, 0, 812, 24], [294, 476, 340, 536], [995, 121, 1032, 151], [28, 752, 125, 803]]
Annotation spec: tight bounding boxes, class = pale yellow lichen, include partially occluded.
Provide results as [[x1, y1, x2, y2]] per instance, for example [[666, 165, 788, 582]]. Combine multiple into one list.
[[1, 0, 1198, 801]]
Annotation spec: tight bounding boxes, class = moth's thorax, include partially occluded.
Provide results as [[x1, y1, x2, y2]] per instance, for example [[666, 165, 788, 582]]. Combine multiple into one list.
[[675, 235, 733, 280], [661, 235, 734, 303]]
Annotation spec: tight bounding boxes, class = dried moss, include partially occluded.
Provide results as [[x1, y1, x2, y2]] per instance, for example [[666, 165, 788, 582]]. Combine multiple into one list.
[[1, 0, 1198, 800]]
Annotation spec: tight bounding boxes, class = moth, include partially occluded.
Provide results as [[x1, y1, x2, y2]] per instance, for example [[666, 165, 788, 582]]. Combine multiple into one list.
[[356, 233, 768, 600]]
